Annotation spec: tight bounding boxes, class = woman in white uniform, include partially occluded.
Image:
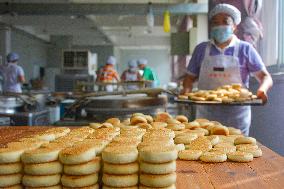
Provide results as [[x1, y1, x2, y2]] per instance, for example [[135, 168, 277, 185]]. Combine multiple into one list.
[[182, 4, 273, 136], [0, 52, 25, 93], [121, 59, 142, 90]]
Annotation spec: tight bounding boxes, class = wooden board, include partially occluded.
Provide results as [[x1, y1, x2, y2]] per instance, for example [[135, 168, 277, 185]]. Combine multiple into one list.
[[175, 98, 264, 106], [1, 126, 283, 189]]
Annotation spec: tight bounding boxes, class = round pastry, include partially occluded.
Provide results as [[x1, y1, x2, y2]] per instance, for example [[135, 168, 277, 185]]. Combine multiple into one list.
[[103, 162, 139, 175], [75, 141, 106, 155], [103, 185, 137, 189], [232, 83, 242, 90], [24, 161, 62, 175], [22, 174, 61, 187], [151, 122, 168, 129], [234, 137, 257, 145], [195, 118, 209, 123], [21, 147, 62, 164], [140, 161, 176, 174], [200, 151, 227, 163], [26, 185, 62, 189], [190, 96, 206, 101], [0, 147, 25, 163], [43, 141, 74, 149], [139, 184, 176, 189], [139, 146, 177, 163], [154, 112, 172, 122], [184, 130, 205, 137], [220, 135, 242, 144], [175, 144, 185, 152], [102, 146, 138, 164], [61, 173, 98, 188], [175, 115, 188, 123], [64, 157, 101, 175], [59, 143, 97, 165], [138, 141, 174, 151], [0, 162, 22, 175], [71, 127, 95, 134], [101, 122, 114, 128], [0, 173, 22, 187], [89, 123, 102, 129], [206, 135, 220, 146], [236, 144, 259, 151], [186, 137, 212, 152], [102, 173, 138, 187], [228, 127, 242, 135], [112, 137, 141, 143], [166, 123, 185, 131], [174, 134, 198, 144], [132, 113, 145, 116], [227, 151, 254, 162], [130, 116, 148, 125], [140, 172, 176, 188], [35, 133, 56, 141], [222, 98, 234, 103], [198, 121, 215, 129], [166, 119, 181, 124], [184, 121, 200, 129], [45, 127, 70, 138], [145, 115, 154, 123], [137, 123, 153, 130], [193, 128, 209, 136], [210, 145, 236, 154], [105, 118, 121, 126], [210, 126, 229, 136], [206, 94, 218, 101], [63, 184, 99, 189], [2, 184, 23, 189], [214, 142, 235, 148], [178, 150, 203, 161], [7, 141, 44, 150], [122, 118, 131, 125], [238, 148, 262, 158]]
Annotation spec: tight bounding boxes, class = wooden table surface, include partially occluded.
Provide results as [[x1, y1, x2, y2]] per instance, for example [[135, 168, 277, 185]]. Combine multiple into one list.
[[1, 126, 284, 189]]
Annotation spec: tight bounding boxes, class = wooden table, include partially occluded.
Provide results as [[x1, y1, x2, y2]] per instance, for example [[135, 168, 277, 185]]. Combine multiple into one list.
[[1, 126, 284, 189]]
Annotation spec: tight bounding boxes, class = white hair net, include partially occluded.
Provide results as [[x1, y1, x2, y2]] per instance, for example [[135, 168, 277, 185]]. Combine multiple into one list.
[[106, 56, 116, 65], [209, 4, 241, 25], [137, 58, 148, 66], [128, 60, 137, 68]]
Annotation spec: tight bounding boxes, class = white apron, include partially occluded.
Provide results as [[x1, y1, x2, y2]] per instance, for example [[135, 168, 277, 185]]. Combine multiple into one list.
[[125, 71, 139, 90], [196, 40, 251, 136]]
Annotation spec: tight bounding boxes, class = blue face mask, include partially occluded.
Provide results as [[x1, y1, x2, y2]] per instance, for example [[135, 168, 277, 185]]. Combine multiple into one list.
[[129, 68, 137, 72], [210, 25, 233, 43]]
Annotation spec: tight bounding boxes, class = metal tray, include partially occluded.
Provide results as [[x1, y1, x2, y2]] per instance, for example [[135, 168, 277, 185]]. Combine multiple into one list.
[[175, 98, 264, 106]]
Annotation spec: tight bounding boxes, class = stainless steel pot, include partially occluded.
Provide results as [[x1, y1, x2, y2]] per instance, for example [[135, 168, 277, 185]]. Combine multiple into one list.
[[0, 96, 24, 113]]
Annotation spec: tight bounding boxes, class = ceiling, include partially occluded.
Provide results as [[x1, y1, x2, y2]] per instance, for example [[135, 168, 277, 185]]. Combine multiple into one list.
[[0, 0, 208, 47]]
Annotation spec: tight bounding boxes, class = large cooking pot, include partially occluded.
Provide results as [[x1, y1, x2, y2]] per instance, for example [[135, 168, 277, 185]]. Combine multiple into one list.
[[82, 94, 168, 122], [0, 96, 24, 113]]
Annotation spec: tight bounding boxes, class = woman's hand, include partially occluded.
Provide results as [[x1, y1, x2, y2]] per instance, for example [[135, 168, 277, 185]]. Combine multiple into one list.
[[257, 89, 268, 104]]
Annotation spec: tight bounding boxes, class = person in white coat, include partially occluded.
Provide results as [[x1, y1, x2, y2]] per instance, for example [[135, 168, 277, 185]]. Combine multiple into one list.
[[182, 4, 273, 136], [0, 52, 25, 93], [121, 59, 142, 90]]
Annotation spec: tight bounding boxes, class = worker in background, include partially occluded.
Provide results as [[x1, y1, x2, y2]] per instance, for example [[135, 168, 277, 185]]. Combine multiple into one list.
[[0, 52, 25, 93], [97, 56, 120, 92], [137, 58, 159, 88], [182, 4, 273, 136], [121, 59, 142, 90]]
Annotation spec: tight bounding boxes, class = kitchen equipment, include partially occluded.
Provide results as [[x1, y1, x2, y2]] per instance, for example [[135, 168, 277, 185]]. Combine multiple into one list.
[[82, 94, 168, 122], [0, 116, 10, 126], [0, 110, 50, 126], [47, 105, 60, 124], [0, 96, 24, 114]]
